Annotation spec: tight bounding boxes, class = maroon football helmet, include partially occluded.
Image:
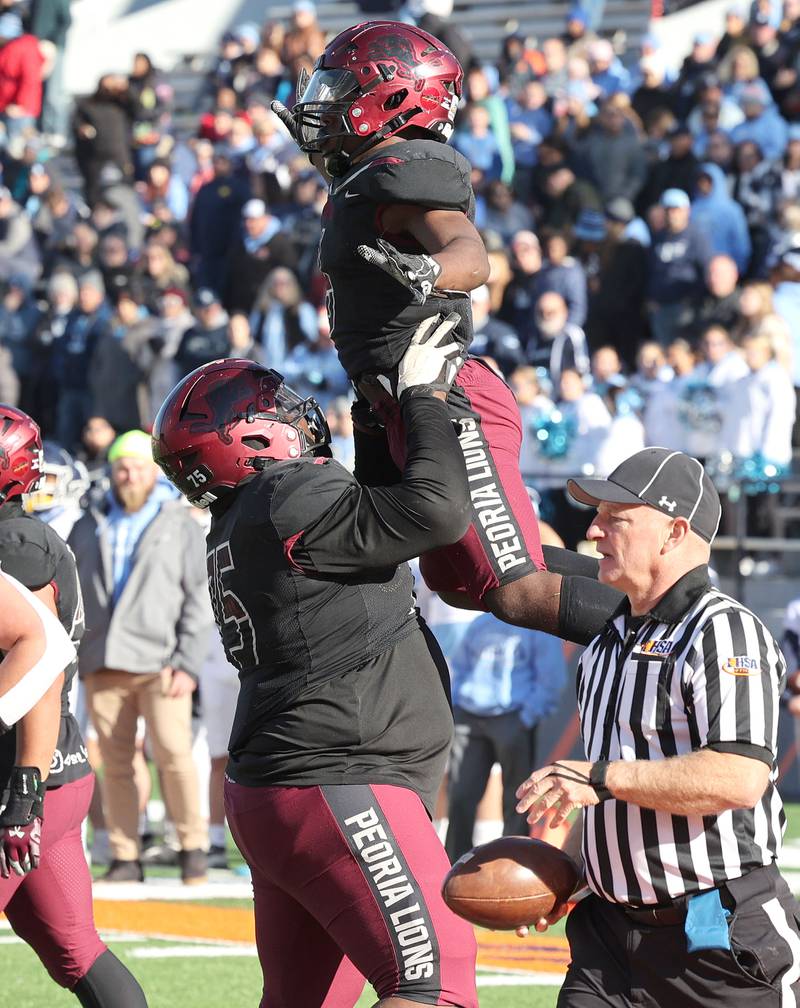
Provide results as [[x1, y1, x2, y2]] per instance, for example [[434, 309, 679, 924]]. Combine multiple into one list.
[[0, 406, 42, 504], [152, 359, 331, 507], [293, 21, 462, 167]]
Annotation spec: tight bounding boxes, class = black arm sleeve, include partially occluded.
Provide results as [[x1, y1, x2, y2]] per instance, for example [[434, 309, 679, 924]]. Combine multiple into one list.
[[542, 545, 600, 580], [283, 396, 470, 575], [351, 399, 402, 488]]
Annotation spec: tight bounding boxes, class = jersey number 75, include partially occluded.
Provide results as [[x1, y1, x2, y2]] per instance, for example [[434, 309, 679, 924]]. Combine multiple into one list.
[[206, 541, 259, 672]]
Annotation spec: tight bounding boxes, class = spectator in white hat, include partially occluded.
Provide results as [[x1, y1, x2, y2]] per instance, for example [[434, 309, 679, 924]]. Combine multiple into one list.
[[224, 197, 298, 315], [646, 188, 712, 345]]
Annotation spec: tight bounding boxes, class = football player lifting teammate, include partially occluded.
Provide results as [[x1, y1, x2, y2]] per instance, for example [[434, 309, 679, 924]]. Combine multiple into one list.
[[271, 21, 621, 644], [152, 325, 479, 1007], [0, 407, 147, 1007]]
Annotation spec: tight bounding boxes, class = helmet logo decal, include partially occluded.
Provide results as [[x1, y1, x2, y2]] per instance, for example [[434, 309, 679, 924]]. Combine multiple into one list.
[[365, 35, 420, 78], [198, 381, 259, 446]]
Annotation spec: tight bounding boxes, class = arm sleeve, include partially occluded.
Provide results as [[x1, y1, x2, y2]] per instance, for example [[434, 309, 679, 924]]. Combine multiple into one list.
[[274, 395, 471, 575], [352, 399, 403, 487], [542, 545, 600, 579], [684, 609, 783, 765]]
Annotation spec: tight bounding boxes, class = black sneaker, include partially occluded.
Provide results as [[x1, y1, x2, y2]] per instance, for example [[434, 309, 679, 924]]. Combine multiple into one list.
[[179, 848, 208, 885], [98, 859, 144, 883], [207, 844, 229, 869]]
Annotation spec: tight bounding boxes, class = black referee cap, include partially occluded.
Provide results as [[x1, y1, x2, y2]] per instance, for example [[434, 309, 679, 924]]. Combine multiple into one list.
[[568, 448, 722, 543]]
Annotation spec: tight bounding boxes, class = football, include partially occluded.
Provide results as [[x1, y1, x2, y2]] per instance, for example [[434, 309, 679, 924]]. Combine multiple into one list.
[[441, 836, 580, 930]]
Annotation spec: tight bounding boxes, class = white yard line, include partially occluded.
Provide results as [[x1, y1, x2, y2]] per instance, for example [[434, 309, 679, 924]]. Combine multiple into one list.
[[99, 931, 246, 945], [91, 878, 252, 901], [477, 974, 563, 986], [129, 945, 257, 958]]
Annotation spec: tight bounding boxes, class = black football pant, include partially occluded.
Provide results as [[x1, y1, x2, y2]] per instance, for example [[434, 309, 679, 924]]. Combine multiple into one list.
[[444, 707, 536, 863], [559, 865, 800, 1007]]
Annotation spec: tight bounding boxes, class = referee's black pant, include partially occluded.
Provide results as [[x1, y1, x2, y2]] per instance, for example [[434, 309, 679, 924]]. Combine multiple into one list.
[[560, 864, 800, 1007]]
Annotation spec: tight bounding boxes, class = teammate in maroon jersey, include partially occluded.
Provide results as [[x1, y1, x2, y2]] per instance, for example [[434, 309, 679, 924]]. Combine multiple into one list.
[[0, 406, 147, 1007]]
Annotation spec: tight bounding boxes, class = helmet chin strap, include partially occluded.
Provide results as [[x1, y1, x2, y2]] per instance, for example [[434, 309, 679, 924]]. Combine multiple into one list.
[[324, 107, 422, 177]]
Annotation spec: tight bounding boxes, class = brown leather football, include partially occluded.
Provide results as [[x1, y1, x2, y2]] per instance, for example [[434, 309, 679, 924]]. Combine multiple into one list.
[[441, 836, 580, 930]]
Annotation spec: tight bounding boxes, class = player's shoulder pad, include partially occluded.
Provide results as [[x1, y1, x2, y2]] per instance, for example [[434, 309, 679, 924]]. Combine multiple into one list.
[[265, 458, 356, 539], [0, 516, 59, 590], [352, 140, 472, 213]]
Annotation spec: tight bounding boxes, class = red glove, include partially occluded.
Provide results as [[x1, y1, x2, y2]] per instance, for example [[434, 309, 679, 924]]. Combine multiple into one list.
[[0, 766, 44, 878]]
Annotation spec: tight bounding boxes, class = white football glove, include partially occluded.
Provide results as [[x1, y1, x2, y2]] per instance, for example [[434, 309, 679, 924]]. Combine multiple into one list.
[[378, 312, 464, 401]]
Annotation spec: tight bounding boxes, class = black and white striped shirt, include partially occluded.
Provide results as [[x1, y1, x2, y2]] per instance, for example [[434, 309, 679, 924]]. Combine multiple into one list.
[[578, 565, 786, 907]]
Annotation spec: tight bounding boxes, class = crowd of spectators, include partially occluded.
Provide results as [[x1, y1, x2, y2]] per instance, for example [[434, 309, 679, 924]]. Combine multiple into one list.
[[4, 0, 800, 864], [0, 1, 797, 550], [0, 1, 793, 513]]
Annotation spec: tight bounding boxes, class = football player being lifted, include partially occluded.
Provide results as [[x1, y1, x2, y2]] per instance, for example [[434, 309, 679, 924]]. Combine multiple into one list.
[[273, 22, 621, 645]]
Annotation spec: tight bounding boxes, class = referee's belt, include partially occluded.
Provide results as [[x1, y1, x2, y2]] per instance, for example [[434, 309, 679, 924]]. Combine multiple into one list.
[[621, 900, 689, 927], [618, 864, 776, 928]]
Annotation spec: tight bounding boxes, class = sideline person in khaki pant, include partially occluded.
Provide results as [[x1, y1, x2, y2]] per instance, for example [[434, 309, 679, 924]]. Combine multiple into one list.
[[69, 430, 212, 884], [85, 666, 206, 869]]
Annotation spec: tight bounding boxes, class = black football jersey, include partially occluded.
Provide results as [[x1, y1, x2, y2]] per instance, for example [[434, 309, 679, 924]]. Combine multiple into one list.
[[0, 503, 89, 790], [318, 139, 475, 378], [206, 395, 467, 803], [207, 458, 419, 760]]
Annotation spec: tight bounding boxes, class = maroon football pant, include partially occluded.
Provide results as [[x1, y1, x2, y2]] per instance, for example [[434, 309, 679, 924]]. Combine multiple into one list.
[[378, 357, 545, 602], [0, 773, 106, 988], [225, 780, 478, 1008]]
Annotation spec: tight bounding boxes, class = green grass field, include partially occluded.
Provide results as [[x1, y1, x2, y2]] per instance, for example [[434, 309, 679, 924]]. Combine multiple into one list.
[[0, 939, 560, 1008], [4, 804, 800, 1008]]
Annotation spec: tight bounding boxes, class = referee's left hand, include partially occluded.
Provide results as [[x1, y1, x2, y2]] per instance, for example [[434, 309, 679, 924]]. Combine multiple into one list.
[[516, 760, 599, 829]]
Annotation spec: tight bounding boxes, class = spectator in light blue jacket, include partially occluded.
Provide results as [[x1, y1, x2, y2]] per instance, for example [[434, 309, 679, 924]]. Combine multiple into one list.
[[248, 266, 319, 374], [691, 162, 751, 273], [444, 614, 567, 860], [506, 80, 553, 172], [452, 102, 504, 183], [587, 39, 631, 98], [729, 82, 789, 161], [772, 247, 800, 389]]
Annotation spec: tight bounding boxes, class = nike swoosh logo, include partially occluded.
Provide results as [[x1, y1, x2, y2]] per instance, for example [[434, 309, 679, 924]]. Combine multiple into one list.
[[344, 191, 359, 199]]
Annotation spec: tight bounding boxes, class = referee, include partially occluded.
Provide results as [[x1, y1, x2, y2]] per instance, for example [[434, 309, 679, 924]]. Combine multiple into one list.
[[516, 447, 800, 1007]]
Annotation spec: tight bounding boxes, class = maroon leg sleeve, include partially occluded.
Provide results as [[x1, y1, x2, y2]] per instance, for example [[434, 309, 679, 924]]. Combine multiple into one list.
[[5, 774, 107, 988]]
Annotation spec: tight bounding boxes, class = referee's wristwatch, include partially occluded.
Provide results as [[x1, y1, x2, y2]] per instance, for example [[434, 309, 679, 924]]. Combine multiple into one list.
[[589, 760, 613, 802]]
